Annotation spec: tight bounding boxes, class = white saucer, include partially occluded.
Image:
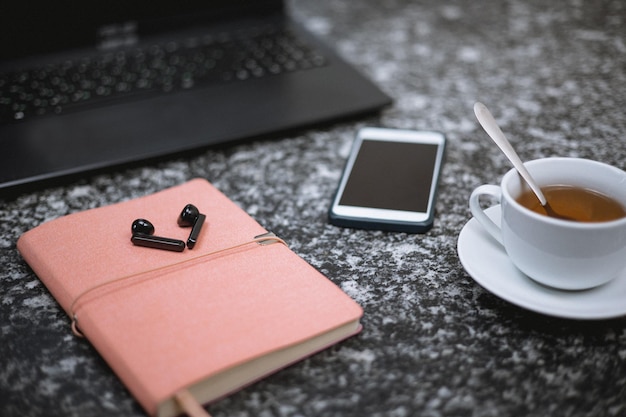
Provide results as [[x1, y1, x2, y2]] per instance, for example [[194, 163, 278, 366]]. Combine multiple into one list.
[[457, 205, 626, 319]]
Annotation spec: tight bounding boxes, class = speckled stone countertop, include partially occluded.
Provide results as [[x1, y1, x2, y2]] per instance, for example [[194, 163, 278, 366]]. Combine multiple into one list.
[[2, 1, 626, 416]]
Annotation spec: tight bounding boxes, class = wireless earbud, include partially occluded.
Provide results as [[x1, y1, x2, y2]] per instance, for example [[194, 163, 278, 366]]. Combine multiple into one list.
[[130, 218, 186, 252], [177, 204, 206, 249]]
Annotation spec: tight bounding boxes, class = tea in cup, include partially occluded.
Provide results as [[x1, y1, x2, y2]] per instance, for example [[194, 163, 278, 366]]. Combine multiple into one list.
[[469, 157, 626, 290]]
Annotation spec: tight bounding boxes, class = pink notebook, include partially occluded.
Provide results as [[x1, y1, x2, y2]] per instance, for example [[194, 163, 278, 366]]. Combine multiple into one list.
[[17, 179, 363, 417]]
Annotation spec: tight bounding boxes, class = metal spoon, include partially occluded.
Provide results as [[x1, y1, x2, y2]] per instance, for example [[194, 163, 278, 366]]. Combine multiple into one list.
[[473, 101, 571, 220]]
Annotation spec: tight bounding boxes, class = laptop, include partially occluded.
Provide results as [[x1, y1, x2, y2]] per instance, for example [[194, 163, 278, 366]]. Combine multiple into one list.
[[0, 0, 391, 193]]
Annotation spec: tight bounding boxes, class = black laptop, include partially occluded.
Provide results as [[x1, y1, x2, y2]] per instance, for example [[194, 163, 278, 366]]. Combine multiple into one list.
[[0, 0, 390, 193]]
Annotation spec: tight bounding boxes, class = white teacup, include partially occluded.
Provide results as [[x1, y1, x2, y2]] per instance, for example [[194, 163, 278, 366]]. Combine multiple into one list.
[[469, 157, 626, 290]]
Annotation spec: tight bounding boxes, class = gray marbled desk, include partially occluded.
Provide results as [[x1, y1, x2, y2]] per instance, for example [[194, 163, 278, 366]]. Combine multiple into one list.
[[2, 1, 626, 416]]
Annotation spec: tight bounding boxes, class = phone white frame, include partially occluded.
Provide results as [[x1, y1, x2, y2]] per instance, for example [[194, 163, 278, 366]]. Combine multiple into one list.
[[330, 127, 446, 225]]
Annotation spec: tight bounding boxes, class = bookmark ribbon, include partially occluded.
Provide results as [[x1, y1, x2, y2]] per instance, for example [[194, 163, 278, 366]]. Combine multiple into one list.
[[71, 232, 287, 337]]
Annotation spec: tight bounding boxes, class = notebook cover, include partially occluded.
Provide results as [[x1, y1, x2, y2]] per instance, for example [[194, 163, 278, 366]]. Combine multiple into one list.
[[17, 179, 363, 416]]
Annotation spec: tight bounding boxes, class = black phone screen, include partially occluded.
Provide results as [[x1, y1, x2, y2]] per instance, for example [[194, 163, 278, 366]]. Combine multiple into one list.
[[338, 140, 439, 212]]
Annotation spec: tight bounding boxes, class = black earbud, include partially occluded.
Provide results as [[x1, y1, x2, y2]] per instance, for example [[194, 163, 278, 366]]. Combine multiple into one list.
[[177, 204, 206, 249], [130, 218, 186, 252]]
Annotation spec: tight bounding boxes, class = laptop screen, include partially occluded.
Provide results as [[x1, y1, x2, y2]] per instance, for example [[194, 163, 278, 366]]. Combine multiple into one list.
[[0, 0, 283, 60]]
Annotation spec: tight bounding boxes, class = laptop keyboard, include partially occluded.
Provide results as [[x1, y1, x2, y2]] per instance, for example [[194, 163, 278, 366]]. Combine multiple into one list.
[[0, 26, 328, 124]]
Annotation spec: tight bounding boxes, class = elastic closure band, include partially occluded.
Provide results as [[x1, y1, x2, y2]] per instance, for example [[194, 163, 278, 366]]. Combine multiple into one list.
[[175, 389, 213, 417], [71, 232, 286, 337]]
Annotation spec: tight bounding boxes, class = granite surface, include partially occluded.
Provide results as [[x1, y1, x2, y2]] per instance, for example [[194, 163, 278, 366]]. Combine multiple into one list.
[[2, 0, 626, 416]]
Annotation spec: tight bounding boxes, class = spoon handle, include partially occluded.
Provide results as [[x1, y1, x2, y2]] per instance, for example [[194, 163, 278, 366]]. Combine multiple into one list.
[[473, 102, 547, 206]]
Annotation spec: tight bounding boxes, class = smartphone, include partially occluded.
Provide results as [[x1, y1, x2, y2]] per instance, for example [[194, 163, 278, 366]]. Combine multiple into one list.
[[329, 127, 446, 233]]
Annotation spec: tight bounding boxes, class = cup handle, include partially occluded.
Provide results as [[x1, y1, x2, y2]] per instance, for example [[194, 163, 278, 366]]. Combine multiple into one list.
[[469, 184, 504, 245]]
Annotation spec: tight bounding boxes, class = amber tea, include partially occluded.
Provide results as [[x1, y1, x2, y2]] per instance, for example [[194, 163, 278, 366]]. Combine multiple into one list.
[[516, 185, 626, 222]]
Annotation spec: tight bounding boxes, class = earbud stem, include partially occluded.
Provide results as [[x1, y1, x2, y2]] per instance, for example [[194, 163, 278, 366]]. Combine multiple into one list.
[[131, 234, 186, 252], [186, 213, 206, 249]]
